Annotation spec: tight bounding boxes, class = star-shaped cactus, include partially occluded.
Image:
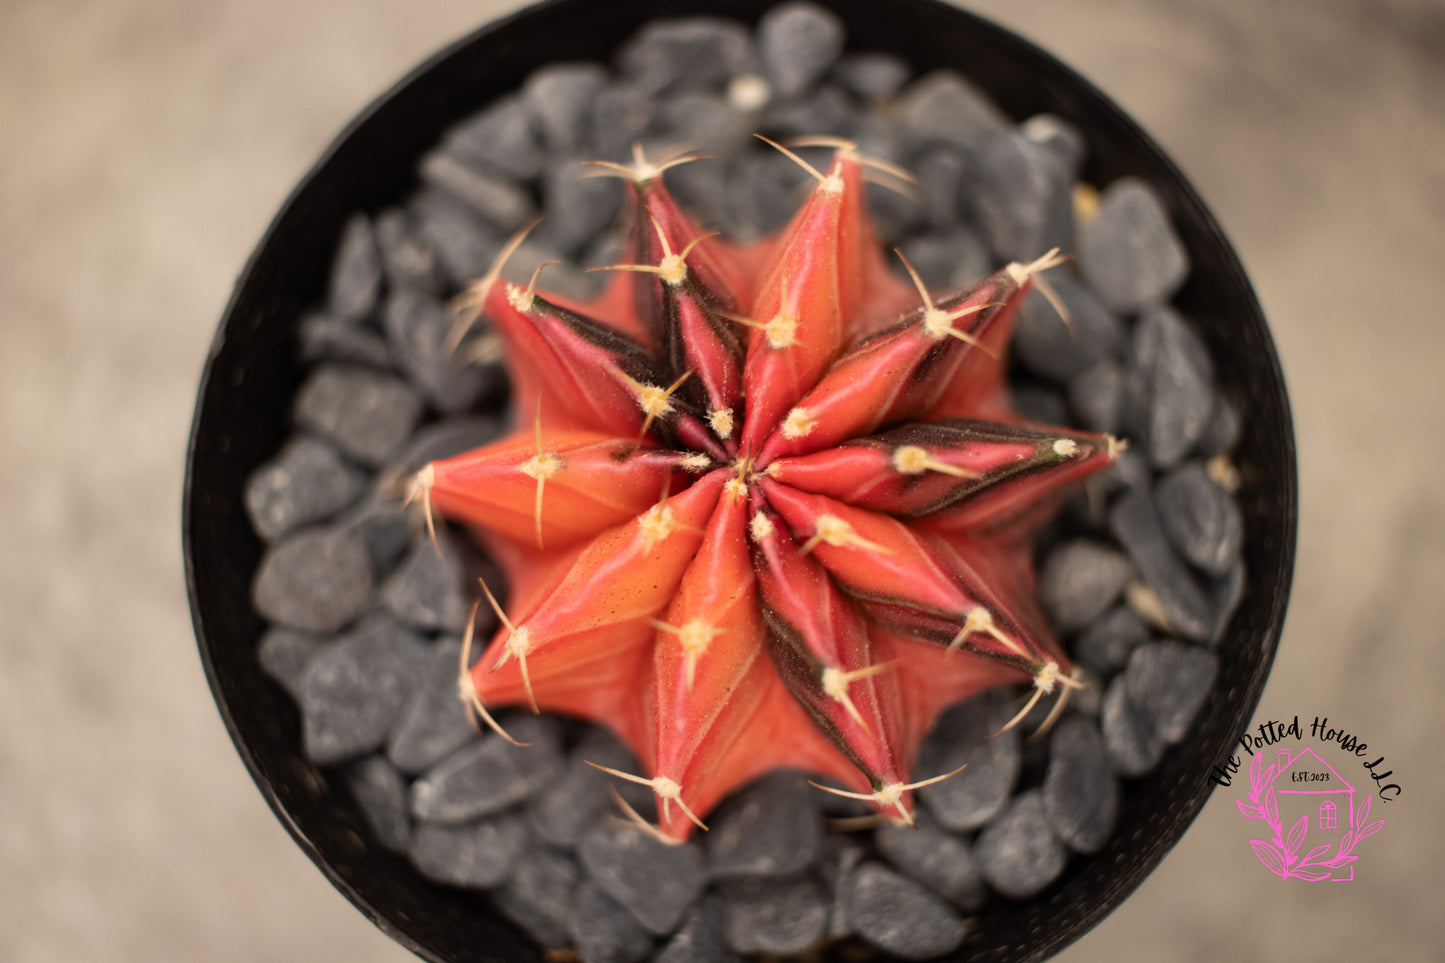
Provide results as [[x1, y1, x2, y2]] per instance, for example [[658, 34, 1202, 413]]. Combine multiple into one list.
[[410, 139, 1117, 842]]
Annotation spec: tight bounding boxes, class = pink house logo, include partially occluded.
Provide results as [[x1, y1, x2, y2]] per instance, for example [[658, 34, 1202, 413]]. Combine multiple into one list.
[[1237, 745, 1385, 881]]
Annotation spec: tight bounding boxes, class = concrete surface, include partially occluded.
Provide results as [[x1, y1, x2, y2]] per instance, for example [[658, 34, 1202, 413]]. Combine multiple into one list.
[[2, 0, 1442, 960]]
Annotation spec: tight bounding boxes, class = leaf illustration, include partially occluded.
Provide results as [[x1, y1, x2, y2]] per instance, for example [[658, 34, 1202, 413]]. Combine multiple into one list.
[[1237, 800, 1264, 820], [1355, 793, 1371, 829], [1285, 815, 1308, 862], [1293, 867, 1332, 882], [1301, 843, 1332, 865], [1357, 819, 1384, 843], [1251, 838, 1287, 877], [1249, 752, 1264, 790], [1263, 763, 1277, 788], [1335, 829, 1355, 857], [1264, 786, 1280, 827], [1328, 855, 1358, 868]]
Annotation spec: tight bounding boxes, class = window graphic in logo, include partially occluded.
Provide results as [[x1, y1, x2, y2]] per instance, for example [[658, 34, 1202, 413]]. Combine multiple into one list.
[[1236, 746, 1385, 881]]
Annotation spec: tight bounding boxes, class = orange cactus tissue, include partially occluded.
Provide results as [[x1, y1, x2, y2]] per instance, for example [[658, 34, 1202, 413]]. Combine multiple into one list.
[[409, 139, 1119, 842]]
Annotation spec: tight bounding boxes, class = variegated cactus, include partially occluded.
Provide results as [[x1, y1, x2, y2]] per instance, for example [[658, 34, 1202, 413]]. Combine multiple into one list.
[[409, 138, 1118, 842]]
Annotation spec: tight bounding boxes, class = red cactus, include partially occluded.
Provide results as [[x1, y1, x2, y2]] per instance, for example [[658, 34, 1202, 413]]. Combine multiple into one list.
[[411, 139, 1118, 842]]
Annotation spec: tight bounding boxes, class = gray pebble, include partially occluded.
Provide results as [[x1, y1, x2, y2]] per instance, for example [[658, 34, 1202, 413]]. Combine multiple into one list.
[[252, 526, 373, 634], [832, 52, 910, 102], [657, 900, 736, 963], [844, 862, 968, 959], [411, 716, 564, 823], [294, 364, 423, 466], [727, 150, 808, 240], [245, 436, 367, 541], [617, 17, 755, 94], [720, 877, 827, 956], [297, 616, 427, 764], [1021, 113, 1086, 179], [706, 771, 822, 880], [1100, 676, 1164, 777], [896, 227, 991, 291], [818, 834, 866, 941], [1068, 675, 1104, 716], [1068, 360, 1125, 435], [1010, 382, 1068, 426], [1109, 488, 1214, 642], [1133, 306, 1215, 467], [1197, 395, 1241, 458], [499, 239, 598, 303], [392, 415, 508, 476], [916, 695, 1021, 831], [1117, 362, 1176, 443], [969, 132, 1074, 263], [299, 312, 394, 369], [523, 62, 608, 154], [874, 811, 986, 910], [257, 626, 325, 700], [1042, 716, 1118, 854], [443, 94, 545, 181], [1098, 445, 1152, 493], [661, 93, 754, 159], [387, 638, 477, 775], [1074, 604, 1148, 677], [540, 161, 625, 256], [418, 150, 535, 233], [579, 822, 706, 935], [327, 213, 382, 321], [578, 232, 624, 273], [1038, 538, 1135, 633], [1015, 713, 1055, 785], [409, 811, 527, 888], [344, 754, 411, 853], [1124, 641, 1217, 743], [588, 83, 657, 162], [1156, 462, 1243, 577], [530, 727, 647, 849], [1015, 274, 1124, 383], [761, 85, 853, 138], [911, 148, 966, 234], [975, 790, 1067, 899], [382, 286, 489, 415], [850, 113, 906, 165], [758, 2, 845, 98], [898, 70, 1008, 150], [865, 177, 926, 245], [336, 487, 412, 572], [380, 532, 470, 633], [375, 207, 444, 295], [494, 843, 580, 949], [665, 158, 731, 229], [409, 189, 501, 288], [1079, 177, 1189, 312], [573, 882, 655, 963]]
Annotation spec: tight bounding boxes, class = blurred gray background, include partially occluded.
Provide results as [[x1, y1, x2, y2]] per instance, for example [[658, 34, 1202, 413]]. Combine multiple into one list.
[[3, 0, 1442, 960]]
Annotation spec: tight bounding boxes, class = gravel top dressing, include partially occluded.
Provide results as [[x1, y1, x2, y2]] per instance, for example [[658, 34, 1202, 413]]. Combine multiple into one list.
[[243, 3, 1245, 959]]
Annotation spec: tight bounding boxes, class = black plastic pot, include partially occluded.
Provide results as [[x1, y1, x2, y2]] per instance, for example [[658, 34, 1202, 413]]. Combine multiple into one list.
[[183, 0, 1296, 959]]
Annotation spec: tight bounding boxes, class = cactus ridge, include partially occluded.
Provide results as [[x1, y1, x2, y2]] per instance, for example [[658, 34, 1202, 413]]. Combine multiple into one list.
[[414, 141, 1118, 841]]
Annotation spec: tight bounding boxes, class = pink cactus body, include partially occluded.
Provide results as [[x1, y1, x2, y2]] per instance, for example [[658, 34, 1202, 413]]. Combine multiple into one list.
[[414, 142, 1117, 842]]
